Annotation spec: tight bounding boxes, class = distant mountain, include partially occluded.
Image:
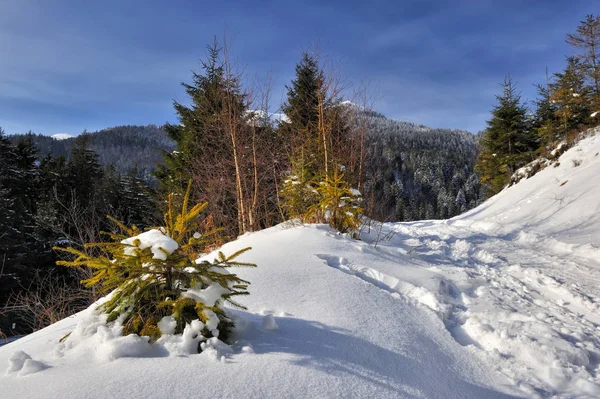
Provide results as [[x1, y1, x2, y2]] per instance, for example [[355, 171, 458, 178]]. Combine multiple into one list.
[[10, 125, 174, 181], [51, 133, 75, 141], [9, 111, 482, 220]]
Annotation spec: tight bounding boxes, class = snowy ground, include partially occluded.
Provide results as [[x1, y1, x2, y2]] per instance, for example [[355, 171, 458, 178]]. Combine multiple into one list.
[[1, 130, 599, 398]]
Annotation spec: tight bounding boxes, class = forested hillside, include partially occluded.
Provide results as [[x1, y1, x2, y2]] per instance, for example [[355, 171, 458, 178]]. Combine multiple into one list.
[[9, 113, 482, 222], [360, 111, 483, 221], [9, 125, 173, 181]]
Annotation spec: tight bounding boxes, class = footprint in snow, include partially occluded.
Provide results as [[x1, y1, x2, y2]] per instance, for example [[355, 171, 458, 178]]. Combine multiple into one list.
[[6, 351, 48, 376]]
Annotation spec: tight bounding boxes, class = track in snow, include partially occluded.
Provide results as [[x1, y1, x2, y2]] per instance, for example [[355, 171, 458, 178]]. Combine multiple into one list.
[[350, 220, 600, 397]]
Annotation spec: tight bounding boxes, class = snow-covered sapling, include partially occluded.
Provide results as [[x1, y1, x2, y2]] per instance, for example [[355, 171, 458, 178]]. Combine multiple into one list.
[[54, 181, 256, 350], [306, 170, 363, 236]]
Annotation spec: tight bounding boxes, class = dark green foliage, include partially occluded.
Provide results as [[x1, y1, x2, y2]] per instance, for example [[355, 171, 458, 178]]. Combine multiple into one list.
[[278, 52, 359, 230], [359, 113, 484, 221], [8, 125, 172, 184], [567, 14, 600, 111], [0, 129, 159, 334], [68, 135, 105, 204], [156, 39, 252, 238], [476, 76, 538, 196], [282, 52, 324, 140], [0, 130, 43, 304], [278, 52, 326, 218], [533, 83, 561, 148], [549, 57, 591, 136]]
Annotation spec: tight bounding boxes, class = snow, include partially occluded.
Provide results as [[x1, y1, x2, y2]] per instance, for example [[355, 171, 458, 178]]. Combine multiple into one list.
[[181, 282, 231, 307], [51, 133, 74, 141], [349, 187, 361, 196], [0, 225, 517, 398], [121, 229, 179, 260], [261, 314, 279, 331], [2, 127, 600, 398], [6, 351, 31, 373], [157, 316, 176, 335]]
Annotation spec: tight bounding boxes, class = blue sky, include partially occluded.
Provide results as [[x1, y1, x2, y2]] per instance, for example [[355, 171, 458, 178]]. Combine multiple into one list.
[[0, 0, 597, 135]]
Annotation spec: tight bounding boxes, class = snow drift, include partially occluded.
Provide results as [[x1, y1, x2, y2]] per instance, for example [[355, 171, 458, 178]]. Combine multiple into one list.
[[2, 128, 600, 398]]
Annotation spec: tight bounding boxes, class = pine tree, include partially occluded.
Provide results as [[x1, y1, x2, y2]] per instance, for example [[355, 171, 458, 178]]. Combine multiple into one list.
[[280, 52, 326, 188], [158, 41, 231, 191], [455, 189, 467, 214], [550, 57, 591, 136], [533, 82, 560, 148], [567, 14, 600, 111], [35, 154, 69, 239], [67, 134, 104, 204], [282, 52, 324, 146], [279, 51, 358, 229], [157, 39, 258, 237], [0, 130, 42, 304], [118, 167, 158, 227], [476, 76, 537, 196]]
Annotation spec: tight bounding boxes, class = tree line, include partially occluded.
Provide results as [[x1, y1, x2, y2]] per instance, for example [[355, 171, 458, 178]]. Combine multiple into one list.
[[477, 15, 600, 195], [1, 39, 485, 335], [9, 125, 173, 184], [0, 132, 157, 334], [156, 42, 485, 240]]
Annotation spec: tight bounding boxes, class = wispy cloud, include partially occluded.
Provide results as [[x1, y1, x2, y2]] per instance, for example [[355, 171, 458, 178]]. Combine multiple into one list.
[[0, 0, 597, 134]]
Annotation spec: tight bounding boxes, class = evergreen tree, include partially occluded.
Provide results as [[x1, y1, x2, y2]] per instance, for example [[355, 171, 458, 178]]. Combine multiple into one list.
[[283, 52, 324, 133], [279, 51, 357, 228], [476, 76, 537, 196], [550, 57, 591, 135], [567, 14, 600, 111], [118, 167, 159, 227], [158, 41, 232, 191], [157, 39, 257, 237], [455, 189, 467, 214], [532, 82, 560, 148], [280, 52, 326, 188], [67, 134, 104, 204], [55, 183, 255, 346], [35, 154, 69, 244], [306, 170, 362, 235], [0, 130, 42, 303]]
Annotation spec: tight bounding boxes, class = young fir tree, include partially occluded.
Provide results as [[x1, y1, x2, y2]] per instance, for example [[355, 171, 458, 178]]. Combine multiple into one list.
[[476, 76, 537, 196], [567, 14, 600, 111], [306, 169, 362, 236], [55, 182, 255, 347]]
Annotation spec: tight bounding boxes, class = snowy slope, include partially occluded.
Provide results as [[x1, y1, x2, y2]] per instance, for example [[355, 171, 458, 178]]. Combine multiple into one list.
[[0, 225, 517, 398], [1, 128, 600, 398], [360, 129, 600, 397]]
